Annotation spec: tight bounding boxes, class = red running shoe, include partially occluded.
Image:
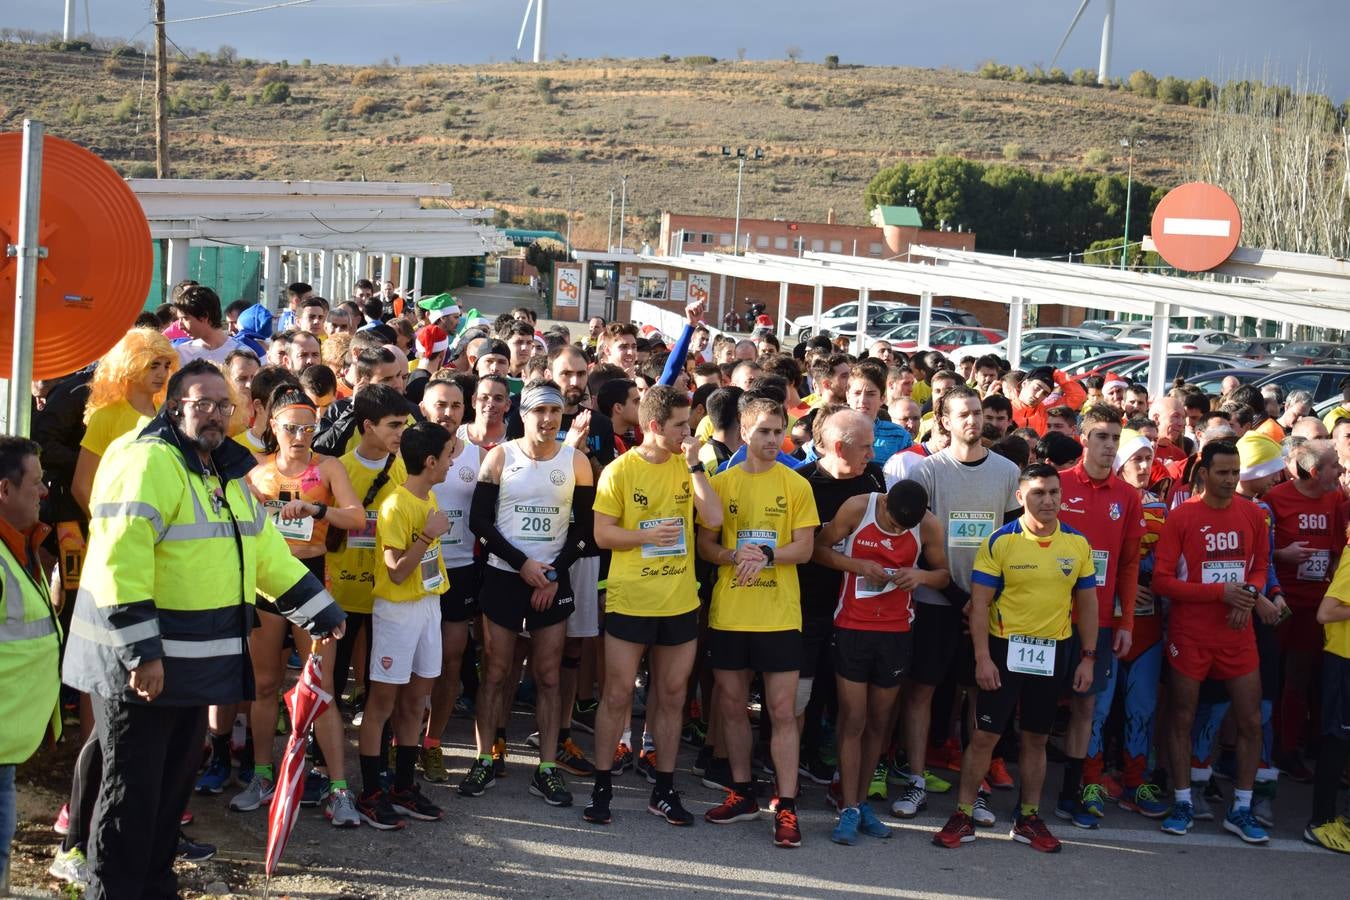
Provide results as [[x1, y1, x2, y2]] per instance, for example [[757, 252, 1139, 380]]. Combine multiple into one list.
[[1011, 813, 1062, 853], [705, 790, 760, 824], [774, 807, 802, 848], [987, 757, 1014, 790], [932, 810, 976, 848]]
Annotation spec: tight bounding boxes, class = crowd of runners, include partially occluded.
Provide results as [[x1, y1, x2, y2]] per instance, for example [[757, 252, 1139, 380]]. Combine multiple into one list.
[[3, 279, 1350, 896]]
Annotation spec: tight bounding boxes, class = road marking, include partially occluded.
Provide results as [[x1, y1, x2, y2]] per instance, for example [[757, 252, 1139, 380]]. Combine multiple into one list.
[[1162, 217, 1232, 238]]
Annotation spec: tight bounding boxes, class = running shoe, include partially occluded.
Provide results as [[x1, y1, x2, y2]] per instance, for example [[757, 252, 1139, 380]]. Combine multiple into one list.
[[300, 769, 330, 808], [611, 742, 634, 775], [458, 759, 496, 797], [681, 719, 708, 748], [691, 745, 713, 778], [752, 745, 776, 777], [180, 810, 194, 827], [1276, 750, 1313, 784], [530, 767, 573, 807], [176, 833, 216, 863], [986, 757, 1014, 790], [932, 809, 975, 848], [826, 773, 844, 813], [1252, 781, 1276, 828], [1011, 813, 1061, 853], [355, 789, 407, 830], [228, 773, 275, 812], [571, 699, 598, 734], [53, 803, 69, 836], [287, 651, 302, 670], [1118, 783, 1169, 818], [1303, 819, 1350, 854], [196, 755, 232, 794], [885, 754, 911, 786], [1081, 783, 1107, 818], [700, 756, 733, 791], [799, 754, 834, 786], [774, 807, 802, 848], [635, 749, 658, 784], [931, 739, 963, 772], [648, 789, 695, 826], [492, 737, 509, 778], [1054, 796, 1098, 830], [1223, 805, 1270, 844], [557, 739, 596, 777], [705, 790, 760, 824], [890, 783, 927, 819], [583, 783, 612, 825], [389, 784, 444, 821], [973, 787, 997, 827], [48, 847, 89, 887], [867, 763, 888, 801], [923, 769, 953, 794], [452, 694, 475, 719], [524, 731, 541, 749], [1101, 773, 1124, 801], [421, 745, 450, 784], [1191, 781, 1216, 821], [1161, 801, 1195, 835], [831, 806, 861, 845], [324, 788, 361, 828], [857, 802, 891, 839]]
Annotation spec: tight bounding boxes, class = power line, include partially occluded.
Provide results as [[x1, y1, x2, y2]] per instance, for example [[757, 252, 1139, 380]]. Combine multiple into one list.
[[156, 0, 316, 25]]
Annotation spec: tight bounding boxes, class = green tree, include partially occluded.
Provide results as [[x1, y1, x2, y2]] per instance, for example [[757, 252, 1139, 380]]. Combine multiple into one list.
[[1156, 75, 1188, 104], [1127, 69, 1158, 97]]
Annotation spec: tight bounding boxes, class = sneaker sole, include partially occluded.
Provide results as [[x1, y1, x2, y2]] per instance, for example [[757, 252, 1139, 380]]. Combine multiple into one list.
[[774, 836, 801, 848], [973, 814, 997, 827], [529, 785, 574, 807], [556, 762, 596, 777], [227, 798, 272, 813], [890, 806, 925, 819], [390, 805, 442, 822], [700, 777, 732, 791], [1052, 809, 1099, 830], [1118, 802, 1169, 819], [829, 833, 858, 845], [357, 812, 406, 830], [647, 805, 694, 826], [571, 720, 596, 735], [1303, 828, 1350, 854], [705, 811, 761, 824], [1222, 819, 1270, 844], [798, 768, 833, 786], [421, 773, 451, 784], [1010, 832, 1062, 853], [932, 833, 975, 847], [458, 780, 496, 798], [329, 816, 362, 829], [1160, 822, 1193, 835], [637, 767, 657, 785], [582, 808, 612, 825]]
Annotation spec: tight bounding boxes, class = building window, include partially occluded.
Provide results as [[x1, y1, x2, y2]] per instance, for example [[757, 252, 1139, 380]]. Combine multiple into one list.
[[756, 235, 769, 248], [682, 232, 695, 244], [720, 233, 733, 246], [774, 236, 789, 250], [637, 270, 668, 300], [701, 233, 713, 244], [793, 237, 805, 251], [829, 240, 844, 253], [811, 239, 825, 252], [869, 242, 884, 257]]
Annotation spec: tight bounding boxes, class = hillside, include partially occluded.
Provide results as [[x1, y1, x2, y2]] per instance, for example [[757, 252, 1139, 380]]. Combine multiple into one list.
[[0, 45, 1205, 248]]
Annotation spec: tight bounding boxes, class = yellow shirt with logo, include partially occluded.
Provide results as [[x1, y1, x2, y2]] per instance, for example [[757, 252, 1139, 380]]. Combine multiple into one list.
[[594, 451, 698, 617], [704, 463, 820, 632], [374, 485, 448, 603], [971, 520, 1096, 640], [1324, 552, 1350, 659], [327, 451, 407, 614]]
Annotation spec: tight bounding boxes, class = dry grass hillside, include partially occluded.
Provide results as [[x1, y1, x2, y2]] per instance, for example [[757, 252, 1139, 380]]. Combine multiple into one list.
[[0, 45, 1203, 247]]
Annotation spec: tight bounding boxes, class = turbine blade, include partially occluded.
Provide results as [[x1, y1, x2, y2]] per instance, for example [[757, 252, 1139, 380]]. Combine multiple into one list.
[[1050, 0, 1093, 69], [516, 0, 535, 51]]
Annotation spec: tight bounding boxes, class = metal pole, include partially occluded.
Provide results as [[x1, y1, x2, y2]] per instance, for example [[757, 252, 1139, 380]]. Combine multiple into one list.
[[153, 0, 169, 177], [1147, 301, 1170, 399], [1120, 139, 1134, 270], [7, 120, 44, 438], [618, 175, 627, 251], [776, 282, 789, 341], [607, 189, 615, 252], [917, 291, 934, 349], [565, 174, 573, 254], [1006, 296, 1025, 365], [733, 157, 744, 256]]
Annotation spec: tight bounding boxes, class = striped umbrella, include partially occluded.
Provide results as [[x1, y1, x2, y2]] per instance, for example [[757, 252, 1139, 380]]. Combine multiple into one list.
[[264, 647, 332, 892]]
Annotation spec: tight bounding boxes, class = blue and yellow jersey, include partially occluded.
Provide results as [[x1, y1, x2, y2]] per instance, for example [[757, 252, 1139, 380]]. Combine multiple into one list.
[[972, 519, 1096, 641]]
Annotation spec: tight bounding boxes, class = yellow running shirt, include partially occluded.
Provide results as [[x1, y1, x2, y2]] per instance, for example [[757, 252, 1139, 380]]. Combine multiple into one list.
[[594, 450, 698, 617], [374, 485, 448, 603], [971, 519, 1096, 641], [1323, 553, 1350, 659], [81, 401, 151, 456], [327, 450, 407, 614], [704, 463, 819, 632]]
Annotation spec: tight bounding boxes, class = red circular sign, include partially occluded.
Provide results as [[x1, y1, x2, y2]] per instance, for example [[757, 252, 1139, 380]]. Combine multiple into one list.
[[0, 132, 152, 380], [1149, 182, 1242, 273]]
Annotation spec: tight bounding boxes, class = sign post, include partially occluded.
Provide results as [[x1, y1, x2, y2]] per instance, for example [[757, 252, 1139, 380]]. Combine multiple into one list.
[[4, 120, 44, 437]]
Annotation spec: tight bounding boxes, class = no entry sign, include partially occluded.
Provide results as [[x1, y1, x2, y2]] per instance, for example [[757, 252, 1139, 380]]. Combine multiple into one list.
[[1149, 182, 1242, 272]]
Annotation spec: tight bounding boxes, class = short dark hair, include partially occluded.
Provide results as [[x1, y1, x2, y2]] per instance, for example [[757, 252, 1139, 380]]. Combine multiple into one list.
[[848, 363, 885, 393], [989, 433, 1030, 468], [225, 299, 253, 319], [587, 362, 628, 398], [1036, 431, 1083, 468], [508, 320, 535, 339], [886, 479, 928, 530], [362, 298, 385, 322], [353, 347, 397, 384], [746, 375, 788, 404], [224, 347, 260, 370], [1046, 406, 1080, 427], [171, 285, 224, 329], [354, 383, 411, 435], [939, 384, 980, 419], [1019, 461, 1061, 485], [693, 361, 722, 379], [249, 365, 301, 408], [299, 295, 330, 312], [1125, 415, 1153, 432], [640, 385, 691, 429], [981, 393, 1013, 417], [691, 382, 719, 415], [597, 378, 636, 420], [974, 354, 1003, 373], [0, 436, 40, 487], [1199, 440, 1240, 470], [165, 358, 228, 408], [706, 387, 744, 433], [354, 278, 375, 293], [739, 395, 786, 428], [400, 421, 453, 475], [287, 282, 313, 299], [300, 364, 337, 398], [1079, 404, 1122, 428]]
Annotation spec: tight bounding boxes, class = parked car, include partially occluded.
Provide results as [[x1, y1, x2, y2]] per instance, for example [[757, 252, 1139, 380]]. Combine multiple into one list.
[[825, 306, 982, 351], [1110, 353, 1242, 385], [948, 328, 1116, 362], [1269, 342, 1350, 366], [1017, 339, 1134, 368], [1212, 339, 1288, 361], [1094, 324, 1155, 345], [1164, 330, 1242, 353], [885, 324, 1007, 352], [789, 299, 907, 340], [1185, 367, 1270, 395], [1253, 365, 1350, 404]]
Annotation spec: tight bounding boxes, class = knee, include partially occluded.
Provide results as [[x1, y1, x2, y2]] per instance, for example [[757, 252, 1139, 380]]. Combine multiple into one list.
[[1020, 731, 1048, 752], [767, 694, 796, 726], [534, 668, 561, 693]]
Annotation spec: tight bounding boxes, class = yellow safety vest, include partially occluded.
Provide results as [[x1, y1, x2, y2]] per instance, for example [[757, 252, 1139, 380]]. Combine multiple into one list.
[[0, 538, 61, 763]]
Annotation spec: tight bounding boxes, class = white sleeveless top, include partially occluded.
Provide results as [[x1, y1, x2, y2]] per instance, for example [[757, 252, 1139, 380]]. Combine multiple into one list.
[[431, 439, 483, 569], [489, 441, 576, 571]]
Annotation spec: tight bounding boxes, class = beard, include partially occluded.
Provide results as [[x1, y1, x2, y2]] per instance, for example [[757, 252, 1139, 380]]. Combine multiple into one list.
[[188, 427, 225, 454]]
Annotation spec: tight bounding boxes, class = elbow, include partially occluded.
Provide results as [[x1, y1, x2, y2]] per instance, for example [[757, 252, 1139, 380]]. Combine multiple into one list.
[[932, 569, 951, 590], [702, 511, 723, 530], [593, 529, 615, 550]]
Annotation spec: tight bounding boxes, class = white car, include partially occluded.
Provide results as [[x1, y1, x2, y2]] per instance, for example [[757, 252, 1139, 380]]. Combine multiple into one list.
[[790, 300, 907, 340], [947, 328, 1111, 363], [1166, 330, 1241, 354]]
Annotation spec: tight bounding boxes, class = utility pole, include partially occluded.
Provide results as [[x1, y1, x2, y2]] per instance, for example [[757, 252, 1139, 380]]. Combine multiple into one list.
[[1120, 137, 1135, 270], [154, 0, 170, 178], [607, 189, 615, 252], [565, 173, 574, 253], [617, 175, 628, 252], [722, 147, 763, 255]]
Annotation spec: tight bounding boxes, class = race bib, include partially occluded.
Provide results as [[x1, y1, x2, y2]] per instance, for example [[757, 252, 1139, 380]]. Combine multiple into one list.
[[856, 568, 898, 599], [948, 511, 995, 548], [1297, 550, 1330, 582], [440, 509, 464, 547], [266, 500, 314, 542], [1007, 635, 1056, 677], [736, 529, 778, 568], [347, 511, 379, 549], [1201, 560, 1245, 584], [419, 545, 445, 593], [1091, 550, 1109, 588], [516, 504, 558, 542], [640, 517, 687, 558]]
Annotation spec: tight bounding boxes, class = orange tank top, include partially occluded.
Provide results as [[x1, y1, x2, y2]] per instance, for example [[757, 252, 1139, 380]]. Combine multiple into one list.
[[249, 453, 332, 551]]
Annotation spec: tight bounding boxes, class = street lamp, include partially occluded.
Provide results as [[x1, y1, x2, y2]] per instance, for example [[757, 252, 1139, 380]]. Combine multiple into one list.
[[1120, 137, 1136, 270], [722, 146, 763, 254]]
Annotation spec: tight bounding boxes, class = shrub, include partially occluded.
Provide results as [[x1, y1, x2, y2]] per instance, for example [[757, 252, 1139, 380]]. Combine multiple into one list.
[[824, 54, 839, 69], [110, 44, 138, 58], [684, 55, 716, 66], [1002, 142, 1025, 161], [215, 44, 237, 64], [404, 96, 428, 114], [351, 67, 383, 86], [214, 82, 231, 102], [1156, 75, 1188, 104], [1071, 68, 1097, 86], [1084, 147, 1112, 166], [525, 185, 540, 197], [103, 56, 120, 75], [352, 95, 378, 117], [112, 93, 136, 123], [128, 162, 156, 178], [254, 65, 287, 85], [65, 99, 87, 125], [1127, 69, 1158, 97], [416, 73, 440, 89], [166, 61, 185, 80], [484, 93, 500, 110], [260, 81, 290, 104]]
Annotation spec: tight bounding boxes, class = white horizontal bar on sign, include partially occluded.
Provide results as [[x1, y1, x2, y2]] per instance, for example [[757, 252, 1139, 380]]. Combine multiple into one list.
[[1161, 217, 1231, 237]]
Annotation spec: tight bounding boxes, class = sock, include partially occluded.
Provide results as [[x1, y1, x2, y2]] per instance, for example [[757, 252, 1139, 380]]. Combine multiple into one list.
[[495, 727, 507, 742], [1019, 802, 1038, 818], [620, 727, 632, 747], [594, 770, 612, 791], [1174, 787, 1192, 804], [1233, 788, 1253, 811], [734, 780, 753, 797], [1061, 756, 1084, 803], [478, 752, 493, 765], [423, 737, 440, 749], [210, 731, 230, 764], [539, 761, 556, 772], [1256, 766, 1279, 783], [957, 802, 974, 816], [359, 754, 383, 796], [558, 727, 571, 745], [255, 763, 274, 781], [777, 795, 796, 812], [395, 746, 419, 791], [1190, 766, 1211, 784], [330, 779, 348, 791], [654, 770, 674, 795]]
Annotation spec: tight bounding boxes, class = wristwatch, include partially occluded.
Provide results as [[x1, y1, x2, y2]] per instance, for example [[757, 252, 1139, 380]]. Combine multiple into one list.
[[312, 502, 327, 521], [758, 544, 775, 565], [1081, 647, 1097, 659], [688, 461, 706, 475]]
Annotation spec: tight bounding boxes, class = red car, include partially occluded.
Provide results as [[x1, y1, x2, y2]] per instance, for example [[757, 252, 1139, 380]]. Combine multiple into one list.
[[885, 324, 1007, 352]]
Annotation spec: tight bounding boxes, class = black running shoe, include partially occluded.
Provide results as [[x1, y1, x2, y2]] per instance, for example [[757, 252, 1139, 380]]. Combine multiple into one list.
[[388, 784, 443, 822], [649, 789, 694, 826], [176, 832, 216, 863], [571, 699, 598, 734], [355, 789, 407, 831], [798, 753, 834, 786], [692, 745, 713, 778], [700, 756, 733, 791], [530, 766, 574, 807], [458, 759, 496, 798], [583, 783, 613, 825]]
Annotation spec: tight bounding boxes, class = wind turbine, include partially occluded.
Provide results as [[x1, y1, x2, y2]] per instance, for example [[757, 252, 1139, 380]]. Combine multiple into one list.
[[516, 0, 548, 64], [1050, 0, 1116, 86]]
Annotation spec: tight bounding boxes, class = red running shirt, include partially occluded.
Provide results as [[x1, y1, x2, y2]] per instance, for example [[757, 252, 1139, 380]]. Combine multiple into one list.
[[833, 494, 920, 632], [1264, 480, 1348, 609], [1057, 462, 1146, 630]]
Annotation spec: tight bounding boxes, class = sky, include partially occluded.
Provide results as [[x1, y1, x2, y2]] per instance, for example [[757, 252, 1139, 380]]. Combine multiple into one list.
[[11, 0, 1349, 100]]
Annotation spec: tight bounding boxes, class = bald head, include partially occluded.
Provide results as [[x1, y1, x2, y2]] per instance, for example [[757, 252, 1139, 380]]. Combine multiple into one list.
[[1291, 416, 1329, 440], [1150, 396, 1186, 444], [821, 408, 873, 451]]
